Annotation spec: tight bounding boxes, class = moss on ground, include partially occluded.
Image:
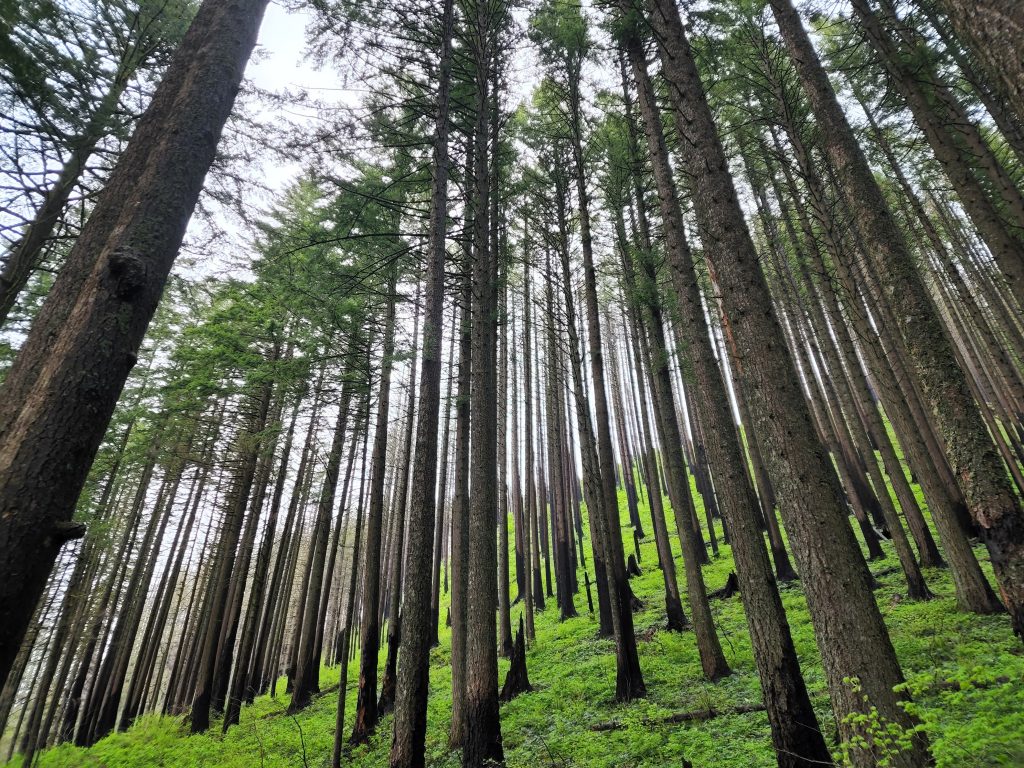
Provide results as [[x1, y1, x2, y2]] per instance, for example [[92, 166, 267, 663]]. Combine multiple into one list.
[[12, 474, 1024, 767]]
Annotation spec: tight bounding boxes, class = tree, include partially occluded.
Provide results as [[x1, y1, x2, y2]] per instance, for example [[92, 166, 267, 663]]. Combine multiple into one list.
[[0, 0, 194, 327], [0, 0, 269, 691], [387, 0, 454, 742], [768, 0, 1024, 641], [350, 267, 399, 745], [638, 0, 932, 763], [529, 0, 645, 702], [609, 11, 832, 762], [932, 1, 1024, 132]]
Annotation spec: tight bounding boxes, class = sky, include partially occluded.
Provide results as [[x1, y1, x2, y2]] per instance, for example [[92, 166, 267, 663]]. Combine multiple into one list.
[[246, 1, 339, 193]]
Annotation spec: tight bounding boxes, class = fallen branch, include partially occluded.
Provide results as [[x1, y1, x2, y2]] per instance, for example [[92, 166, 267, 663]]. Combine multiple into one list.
[[590, 703, 767, 732]]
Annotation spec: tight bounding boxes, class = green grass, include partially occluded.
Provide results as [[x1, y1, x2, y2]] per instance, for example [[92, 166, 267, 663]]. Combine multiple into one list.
[[12, 473, 1024, 767]]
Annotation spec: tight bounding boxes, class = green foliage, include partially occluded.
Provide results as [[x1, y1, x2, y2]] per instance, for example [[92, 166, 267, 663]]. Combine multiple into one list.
[[16, 468, 1024, 767], [837, 677, 926, 768], [528, 0, 591, 75]]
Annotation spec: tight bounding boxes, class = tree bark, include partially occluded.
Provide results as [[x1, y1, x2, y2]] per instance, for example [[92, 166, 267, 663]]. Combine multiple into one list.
[[0, 0, 269, 690], [619, 23, 831, 762], [770, 0, 1024, 640], [644, 0, 932, 763], [388, 6, 453, 764], [350, 272, 399, 744]]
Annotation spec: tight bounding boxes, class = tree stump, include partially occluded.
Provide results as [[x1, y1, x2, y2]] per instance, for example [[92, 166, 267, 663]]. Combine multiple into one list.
[[500, 616, 532, 702], [627, 554, 642, 578], [709, 572, 739, 599]]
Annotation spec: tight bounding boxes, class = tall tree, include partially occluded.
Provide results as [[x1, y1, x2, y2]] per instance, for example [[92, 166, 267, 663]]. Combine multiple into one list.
[[529, 0, 645, 702], [0, 0, 193, 327], [389, 1, 455, 758], [0, 0, 269, 690], [350, 268, 399, 744], [639, 0, 932, 763], [932, 1, 1024, 133], [462, 0, 505, 762], [768, 0, 1024, 640], [612, 13, 832, 762]]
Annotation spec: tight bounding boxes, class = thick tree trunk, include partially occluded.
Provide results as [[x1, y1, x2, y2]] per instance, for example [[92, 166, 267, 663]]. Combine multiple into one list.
[[770, 0, 1024, 640], [619, 25, 831, 763], [0, 0, 269, 690], [644, 0, 932, 763]]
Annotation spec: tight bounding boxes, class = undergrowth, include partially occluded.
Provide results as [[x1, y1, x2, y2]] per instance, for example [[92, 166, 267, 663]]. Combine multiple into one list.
[[10, 473, 1024, 767]]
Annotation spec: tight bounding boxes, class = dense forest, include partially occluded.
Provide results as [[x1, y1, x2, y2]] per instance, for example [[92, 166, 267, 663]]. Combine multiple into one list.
[[0, 0, 1022, 766]]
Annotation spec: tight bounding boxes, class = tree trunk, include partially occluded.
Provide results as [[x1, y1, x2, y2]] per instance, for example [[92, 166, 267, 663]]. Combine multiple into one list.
[[852, 0, 1024, 305], [619, 23, 831, 762], [770, 0, 1024, 640], [0, 0, 269, 690], [462, 10, 504, 760], [645, 0, 932, 763], [933, 1, 1024, 145], [388, 7, 454, 764], [191, 380, 274, 734], [350, 271, 399, 744]]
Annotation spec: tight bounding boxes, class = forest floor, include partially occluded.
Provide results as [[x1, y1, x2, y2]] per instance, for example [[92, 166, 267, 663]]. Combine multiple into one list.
[[11, 480, 1024, 768]]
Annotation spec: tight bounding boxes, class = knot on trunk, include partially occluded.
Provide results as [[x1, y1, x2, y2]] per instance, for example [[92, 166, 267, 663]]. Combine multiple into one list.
[[52, 520, 87, 543], [107, 247, 148, 300]]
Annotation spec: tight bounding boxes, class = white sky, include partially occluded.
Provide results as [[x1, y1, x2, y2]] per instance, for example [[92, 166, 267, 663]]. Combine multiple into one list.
[[247, 1, 337, 192]]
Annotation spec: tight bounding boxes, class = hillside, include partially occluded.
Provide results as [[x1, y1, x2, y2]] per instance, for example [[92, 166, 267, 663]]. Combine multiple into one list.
[[16, 491, 1024, 768]]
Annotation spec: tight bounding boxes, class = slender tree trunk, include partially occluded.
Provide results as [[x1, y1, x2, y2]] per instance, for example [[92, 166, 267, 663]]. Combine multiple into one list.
[[379, 297, 422, 717], [449, 259, 473, 749], [521, 255, 538, 642], [388, 7, 453, 762], [350, 272, 399, 744], [332, 395, 371, 768], [932, 1, 1024, 150], [462, 9, 504, 758], [852, 0, 1024, 303], [191, 380, 274, 734], [290, 375, 353, 712], [0, 62, 134, 328], [225, 394, 301, 724], [430, 306, 457, 648]]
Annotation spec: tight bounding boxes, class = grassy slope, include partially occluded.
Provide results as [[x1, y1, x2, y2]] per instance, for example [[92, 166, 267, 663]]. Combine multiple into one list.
[[14, 474, 1024, 768]]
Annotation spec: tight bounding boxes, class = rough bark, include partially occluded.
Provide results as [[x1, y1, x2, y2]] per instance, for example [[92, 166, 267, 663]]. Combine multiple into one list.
[[619, 23, 831, 763], [388, 2, 453, 759], [350, 272, 399, 744], [645, 0, 932, 763], [770, 0, 1023, 640], [0, 0, 270, 690]]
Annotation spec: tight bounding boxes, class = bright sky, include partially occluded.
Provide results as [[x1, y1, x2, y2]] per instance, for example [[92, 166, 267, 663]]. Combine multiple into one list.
[[246, 1, 337, 192]]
